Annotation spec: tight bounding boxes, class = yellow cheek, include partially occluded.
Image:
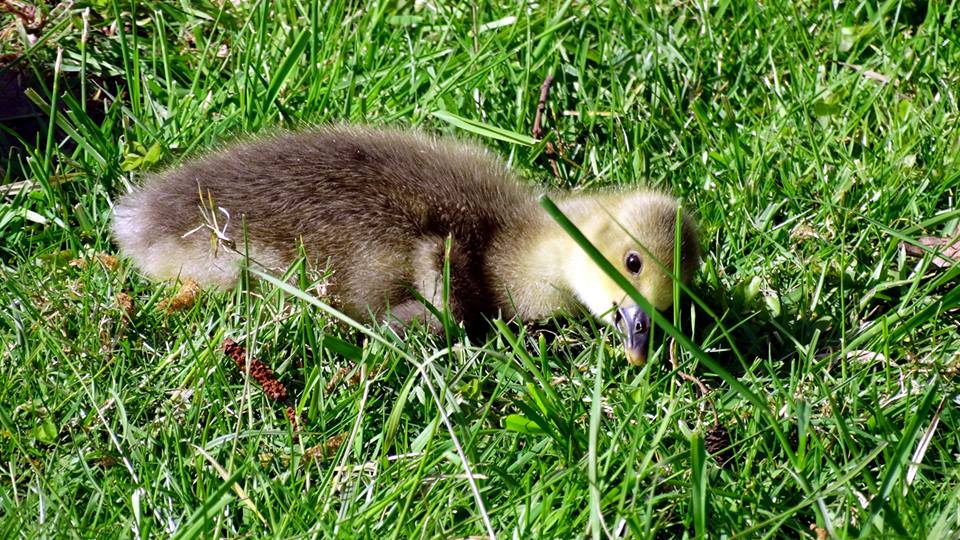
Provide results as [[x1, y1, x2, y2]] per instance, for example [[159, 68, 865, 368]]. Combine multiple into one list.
[[638, 278, 674, 311], [601, 279, 627, 305], [602, 275, 670, 311]]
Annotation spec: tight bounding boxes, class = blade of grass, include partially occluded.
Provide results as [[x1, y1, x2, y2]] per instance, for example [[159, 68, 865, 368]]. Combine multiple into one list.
[[588, 344, 607, 540], [690, 432, 707, 540], [432, 110, 538, 146], [171, 467, 244, 540], [24, 88, 108, 169], [857, 380, 940, 538], [262, 31, 311, 114], [250, 268, 496, 540]]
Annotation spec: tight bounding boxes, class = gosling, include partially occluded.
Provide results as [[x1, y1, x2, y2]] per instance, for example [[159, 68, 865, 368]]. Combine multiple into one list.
[[112, 126, 700, 364]]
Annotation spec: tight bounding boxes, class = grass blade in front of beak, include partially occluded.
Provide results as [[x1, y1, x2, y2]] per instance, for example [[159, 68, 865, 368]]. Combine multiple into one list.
[[538, 194, 818, 496]]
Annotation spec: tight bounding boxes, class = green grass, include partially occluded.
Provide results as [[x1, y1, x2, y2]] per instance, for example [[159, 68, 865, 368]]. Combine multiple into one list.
[[2, 0, 960, 537]]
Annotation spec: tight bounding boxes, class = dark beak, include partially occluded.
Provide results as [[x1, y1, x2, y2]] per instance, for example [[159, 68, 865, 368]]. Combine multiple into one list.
[[615, 304, 651, 365]]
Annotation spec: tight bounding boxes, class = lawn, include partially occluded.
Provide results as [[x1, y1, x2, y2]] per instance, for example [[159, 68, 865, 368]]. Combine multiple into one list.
[[2, 0, 959, 538]]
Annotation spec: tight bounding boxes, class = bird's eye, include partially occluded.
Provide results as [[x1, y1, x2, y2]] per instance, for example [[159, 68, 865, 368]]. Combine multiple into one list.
[[625, 251, 643, 274]]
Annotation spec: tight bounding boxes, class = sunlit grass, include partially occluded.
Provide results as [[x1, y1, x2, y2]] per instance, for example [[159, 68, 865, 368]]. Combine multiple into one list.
[[1, 0, 959, 537]]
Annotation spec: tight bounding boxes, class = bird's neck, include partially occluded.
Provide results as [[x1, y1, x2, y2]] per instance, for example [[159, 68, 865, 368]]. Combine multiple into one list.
[[490, 197, 606, 321]]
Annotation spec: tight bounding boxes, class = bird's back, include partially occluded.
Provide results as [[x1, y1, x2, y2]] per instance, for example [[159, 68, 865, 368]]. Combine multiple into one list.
[[112, 126, 537, 317]]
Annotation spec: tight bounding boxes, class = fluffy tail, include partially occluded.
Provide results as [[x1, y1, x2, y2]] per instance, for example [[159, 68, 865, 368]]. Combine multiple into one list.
[[111, 190, 242, 288]]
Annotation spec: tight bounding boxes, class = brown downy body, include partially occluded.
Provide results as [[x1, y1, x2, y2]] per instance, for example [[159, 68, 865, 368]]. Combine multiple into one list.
[[113, 126, 700, 362]]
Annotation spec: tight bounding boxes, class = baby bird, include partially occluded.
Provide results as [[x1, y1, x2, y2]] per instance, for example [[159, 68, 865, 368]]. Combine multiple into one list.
[[112, 126, 699, 364]]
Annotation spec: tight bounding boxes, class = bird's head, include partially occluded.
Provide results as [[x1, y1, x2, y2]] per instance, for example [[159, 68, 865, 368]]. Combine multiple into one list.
[[564, 192, 700, 364]]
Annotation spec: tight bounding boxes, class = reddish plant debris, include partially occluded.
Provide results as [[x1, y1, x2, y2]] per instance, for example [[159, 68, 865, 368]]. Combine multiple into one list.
[[223, 338, 288, 403], [902, 236, 960, 269], [284, 406, 299, 427], [284, 406, 307, 441], [222, 339, 317, 440]]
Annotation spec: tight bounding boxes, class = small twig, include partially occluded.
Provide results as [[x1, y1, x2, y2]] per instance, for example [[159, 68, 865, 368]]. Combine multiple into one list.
[[532, 74, 561, 179], [669, 339, 715, 421], [670, 340, 733, 468], [680, 370, 711, 399], [532, 74, 553, 140], [546, 106, 574, 170]]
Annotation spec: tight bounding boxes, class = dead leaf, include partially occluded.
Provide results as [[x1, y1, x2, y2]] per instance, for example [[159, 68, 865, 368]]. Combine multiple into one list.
[[790, 222, 821, 242], [324, 362, 383, 392], [839, 61, 893, 85], [97, 254, 119, 271], [69, 253, 119, 271], [115, 292, 135, 318], [303, 432, 349, 463], [0, 0, 44, 30], [901, 236, 960, 269]]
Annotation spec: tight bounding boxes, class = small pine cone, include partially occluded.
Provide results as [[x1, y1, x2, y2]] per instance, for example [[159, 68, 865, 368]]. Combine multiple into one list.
[[223, 338, 245, 364], [223, 338, 289, 403], [705, 423, 733, 468], [285, 406, 304, 442]]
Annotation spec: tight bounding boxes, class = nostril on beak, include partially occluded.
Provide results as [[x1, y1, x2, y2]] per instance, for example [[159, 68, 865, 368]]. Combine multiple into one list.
[[634, 318, 645, 335]]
